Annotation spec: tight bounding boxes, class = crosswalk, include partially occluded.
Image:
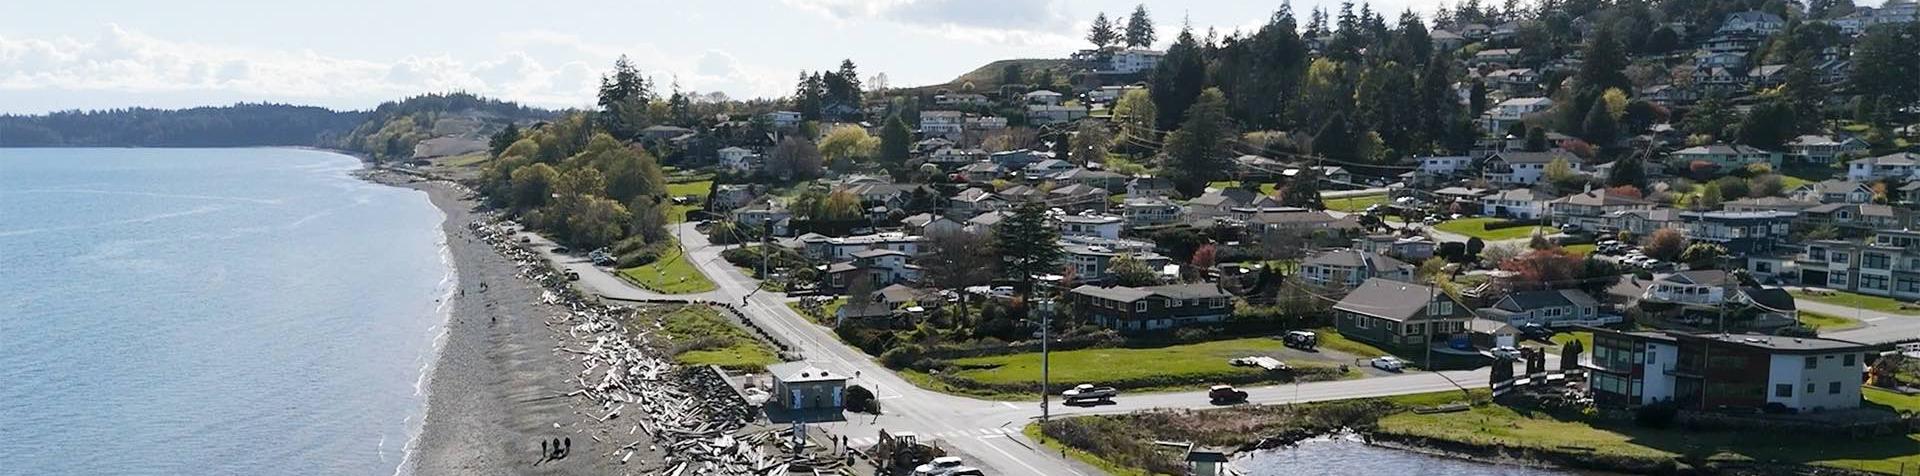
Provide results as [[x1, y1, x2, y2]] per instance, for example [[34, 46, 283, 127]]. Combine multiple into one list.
[[844, 427, 1019, 447]]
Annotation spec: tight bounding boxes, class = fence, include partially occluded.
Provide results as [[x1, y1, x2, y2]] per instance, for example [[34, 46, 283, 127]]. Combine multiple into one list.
[[1490, 369, 1588, 397]]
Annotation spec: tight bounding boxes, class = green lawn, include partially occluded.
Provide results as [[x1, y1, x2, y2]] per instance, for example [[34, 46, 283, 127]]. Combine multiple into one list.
[[1024, 424, 1150, 476], [616, 244, 716, 294], [1313, 327, 1392, 358], [1207, 181, 1277, 195], [1433, 217, 1547, 241], [1379, 390, 1920, 474], [1325, 193, 1388, 213], [786, 297, 845, 326], [438, 152, 491, 167], [1799, 311, 1864, 331], [940, 337, 1350, 391], [1549, 331, 1593, 352], [658, 306, 778, 371], [1792, 290, 1920, 315], [1564, 243, 1596, 257]]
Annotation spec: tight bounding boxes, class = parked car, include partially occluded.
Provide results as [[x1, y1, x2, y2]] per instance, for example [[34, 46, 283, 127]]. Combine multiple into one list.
[[1370, 356, 1408, 371], [1062, 383, 1119, 402], [551, 245, 571, 254], [913, 456, 983, 476], [1207, 385, 1249, 404], [1490, 346, 1522, 360], [1283, 330, 1319, 350]]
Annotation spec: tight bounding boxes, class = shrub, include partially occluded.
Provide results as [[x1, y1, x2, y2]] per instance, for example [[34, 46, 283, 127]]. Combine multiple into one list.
[[1636, 400, 1679, 428], [880, 344, 924, 369], [845, 385, 879, 414]]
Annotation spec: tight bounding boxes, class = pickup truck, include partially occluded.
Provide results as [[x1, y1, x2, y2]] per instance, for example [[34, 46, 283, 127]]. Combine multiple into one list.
[[1061, 383, 1118, 402], [1208, 385, 1249, 404]]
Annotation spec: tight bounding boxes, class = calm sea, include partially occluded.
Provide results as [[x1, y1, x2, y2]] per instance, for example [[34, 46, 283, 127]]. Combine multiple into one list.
[[0, 148, 453, 475]]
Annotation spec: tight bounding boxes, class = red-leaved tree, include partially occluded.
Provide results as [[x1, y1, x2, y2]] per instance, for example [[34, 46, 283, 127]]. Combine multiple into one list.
[[1499, 248, 1585, 290]]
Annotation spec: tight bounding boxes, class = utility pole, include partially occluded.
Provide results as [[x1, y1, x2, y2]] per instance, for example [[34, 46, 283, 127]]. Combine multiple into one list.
[[1040, 297, 1053, 423], [760, 209, 773, 280]]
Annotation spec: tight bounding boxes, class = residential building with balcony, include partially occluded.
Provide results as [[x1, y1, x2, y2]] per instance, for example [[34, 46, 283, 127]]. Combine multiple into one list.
[[1677, 211, 1797, 255], [1070, 283, 1232, 333], [1121, 197, 1182, 228], [1300, 249, 1414, 288], [1847, 152, 1920, 181], [1585, 329, 1871, 412], [1479, 97, 1552, 134], [1058, 214, 1124, 240], [1670, 143, 1782, 170], [1799, 229, 1920, 300], [1481, 150, 1581, 186], [1550, 189, 1656, 231]]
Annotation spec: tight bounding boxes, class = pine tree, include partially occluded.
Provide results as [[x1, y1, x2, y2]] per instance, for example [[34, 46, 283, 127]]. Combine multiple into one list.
[[1607, 155, 1647, 189], [1163, 88, 1234, 196], [880, 115, 911, 167], [489, 123, 520, 157], [1581, 100, 1616, 145], [1313, 112, 1360, 162], [1148, 28, 1208, 130], [993, 201, 1062, 297], [1125, 4, 1157, 47], [1088, 12, 1120, 48]]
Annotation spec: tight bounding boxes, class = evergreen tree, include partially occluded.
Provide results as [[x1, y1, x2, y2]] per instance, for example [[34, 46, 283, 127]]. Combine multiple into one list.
[[879, 115, 911, 167], [1313, 112, 1360, 162], [1163, 88, 1234, 196], [1849, 23, 1920, 113], [1393, 10, 1433, 66], [1149, 28, 1208, 131], [993, 201, 1062, 297], [1581, 100, 1617, 145], [1607, 155, 1647, 189], [1088, 12, 1120, 48], [597, 55, 652, 141], [1782, 54, 1823, 133], [1125, 4, 1157, 47], [489, 123, 521, 157], [1573, 27, 1630, 117], [1736, 100, 1797, 150], [1307, 7, 1329, 38], [793, 71, 825, 122]]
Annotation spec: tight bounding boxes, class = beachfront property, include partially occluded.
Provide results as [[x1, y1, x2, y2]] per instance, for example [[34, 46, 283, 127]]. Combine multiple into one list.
[[1068, 283, 1234, 334], [1332, 278, 1474, 349], [1585, 329, 1871, 412]]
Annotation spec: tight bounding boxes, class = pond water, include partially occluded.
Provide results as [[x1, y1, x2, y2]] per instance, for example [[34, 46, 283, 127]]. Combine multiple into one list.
[[1236, 435, 1576, 476]]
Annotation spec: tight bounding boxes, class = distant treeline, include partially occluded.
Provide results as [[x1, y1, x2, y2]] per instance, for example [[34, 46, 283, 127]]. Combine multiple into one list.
[[0, 104, 366, 147], [0, 93, 560, 151]]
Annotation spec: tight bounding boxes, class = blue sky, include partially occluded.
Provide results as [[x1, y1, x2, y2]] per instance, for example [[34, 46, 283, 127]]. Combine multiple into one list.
[[1, 0, 1438, 114]]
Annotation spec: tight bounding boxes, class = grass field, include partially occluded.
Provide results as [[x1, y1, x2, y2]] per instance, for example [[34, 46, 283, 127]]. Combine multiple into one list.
[[786, 297, 845, 326], [1312, 327, 1392, 358], [658, 306, 778, 370], [665, 179, 714, 224], [616, 243, 715, 294], [1207, 181, 1277, 195], [1434, 217, 1546, 241], [1792, 290, 1920, 315], [1564, 243, 1596, 256], [938, 337, 1351, 392], [1799, 311, 1864, 331], [1549, 331, 1594, 352], [1378, 388, 1920, 474], [1325, 193, 1388, 213]]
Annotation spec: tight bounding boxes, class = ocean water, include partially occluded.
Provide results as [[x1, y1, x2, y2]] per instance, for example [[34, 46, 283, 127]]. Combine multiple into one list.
[[0, 148, 453, 475], [1238, 435, 1575, 475]]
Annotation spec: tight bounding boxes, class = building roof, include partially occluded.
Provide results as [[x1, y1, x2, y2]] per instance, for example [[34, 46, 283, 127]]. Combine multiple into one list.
[[1071, 283, 1228, 303], [1496, 289, 1599, 312], [1486, 188, 1551, 202], [1303, 249, 1411, 273], [768, 362, 850, 383], [1059, 214, 1124, 225], [1674, 332, 1868, 353], [1553, 189, 1654, 207], [1490, 150, 1578, 165], [1497, 96, 1553, 107], [851, 248, 908, 259], [1853, 152, 1919, 166], [1659, 269, 1734, 287], [968, 211, 1008, 227], [1333, 278, 1461, 322]]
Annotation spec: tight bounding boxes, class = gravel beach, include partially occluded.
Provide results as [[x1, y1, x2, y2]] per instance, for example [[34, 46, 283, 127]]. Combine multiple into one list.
[[376, 172, 617, 475]]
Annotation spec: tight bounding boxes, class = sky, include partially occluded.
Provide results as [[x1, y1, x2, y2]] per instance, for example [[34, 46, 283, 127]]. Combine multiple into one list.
[[1, 0, 1445, 114]]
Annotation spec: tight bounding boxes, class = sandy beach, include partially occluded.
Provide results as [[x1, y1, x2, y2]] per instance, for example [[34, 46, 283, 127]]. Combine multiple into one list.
[[375, 171, 619, 475]]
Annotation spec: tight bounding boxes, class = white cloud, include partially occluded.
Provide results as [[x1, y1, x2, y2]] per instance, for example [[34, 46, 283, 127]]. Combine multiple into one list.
[[782, 0, 1079, 47], [0, 24, 789, 113]]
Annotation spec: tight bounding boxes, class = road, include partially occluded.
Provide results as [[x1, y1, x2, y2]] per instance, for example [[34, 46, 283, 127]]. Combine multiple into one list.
[[1794, 293, 1920, 345], [523, 222, 1498, 475]]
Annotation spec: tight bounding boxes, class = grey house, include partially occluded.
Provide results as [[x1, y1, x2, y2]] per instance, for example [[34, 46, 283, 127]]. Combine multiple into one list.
[[1332, 278, 1474, 349]]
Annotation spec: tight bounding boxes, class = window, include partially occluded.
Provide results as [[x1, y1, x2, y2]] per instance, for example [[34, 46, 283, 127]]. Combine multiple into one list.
[[1169, 299, 1181, 308], [1865, 253, 1891, 270], [1805, 356, 1818, 369], [1211, 298, 1225, 309], [1844, 354, 1857, 367], [1134, 301, 1146, 312], [1862, 275, 1889, 291], [1833, 253, 1849, 264], [1829, 381, 1842, 394], [1775, 384, 1793, 398], [1807, 383, 1816, 395]]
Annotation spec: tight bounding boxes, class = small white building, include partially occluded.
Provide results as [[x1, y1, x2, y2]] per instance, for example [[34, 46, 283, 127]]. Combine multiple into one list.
[[718, 146, 757, 173], [1847, 152, 1920, 181], [1107, 47, 1165, 74]]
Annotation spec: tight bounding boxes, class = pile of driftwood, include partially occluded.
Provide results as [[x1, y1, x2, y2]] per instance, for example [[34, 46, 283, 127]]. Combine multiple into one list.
[[467, 216, 851, 475]]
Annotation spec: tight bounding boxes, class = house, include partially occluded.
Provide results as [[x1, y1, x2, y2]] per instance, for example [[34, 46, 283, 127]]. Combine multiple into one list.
[[1799, 229, 1920, 300], [1481, 188, 1552, 220], [1121, 197, 1182, 228], [1058, 214, 1124, 239], [1481, 150, 1580, 186], [1086, 84, 1145, 103], [1300, 249, 1415, 287], [926, 147, 988, 165], [949, 187, 1008, 218], [1024, 90, 1064, 105], [964, 211, 1006, 235], [1746, 64, 1789, 88], [800, 232, 922, 261], [1640, 84, 1699, 107], [1419, 155, 1474, 177], [639, 125, 695, 143], [901, 213, 964, 236], [1585, 329, 1871, 412], [1670, 143, 1782, 170], [1483, 68, 1540, 95], [988, 149, 1048, 170], [1233, 154, 1287, 179], [1550, 189, 1656, 231], [1313, 166, 1354, 185], [1605, 208, 1683, 236], [840, 182, 933, 210], [1788, 135, 1870, 164], [767, 362, 849, 410], [1332, 278, 1475, 348], [1471, 48, 1523, 68], [1244, 209, 1362, 236], [919, 111, 966, 139], [1429, 29, 1468, 50], [958, 161, 1006, 183], [933, 92, 990, 106], [1478, 289, 1609, 328], [1801, 203, 1909, 231], [1055, 167, 1128, 191], [711, 184, 758, 210], [1460, 23, 1492, 40], [1642, 270, 1736, 306], [1045, 184, 1111, 213], [764, 111, 803, 129], [1069, 283, 1233, 333], [1718, 10, 1786, 36], [1106, 47, 1165, 74], [718, 146, 758, 172], [1678, 211, 1798, 254], [964, 115, 1008, 132], [1354, 234, 1437, 261], [1723, 196, 1820, 214], [1023, 159, 1076, 178], [1188, 188, 1280, 218], [1491, 21, 1525, 40], [1062, 244, 1171, 283], [824, 248, 919, 292], [1792, 179, 1875, 204], [1479, 97, 1552, 134], [731, 201, 792, 237], [1847, 153, 1920, 181], [1027, 104, 1090, 125]]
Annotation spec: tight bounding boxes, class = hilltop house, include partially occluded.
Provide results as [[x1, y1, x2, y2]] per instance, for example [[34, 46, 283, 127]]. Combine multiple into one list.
[[1332, 278, 1475, 349], [1718, 10, 1786, 35], [718, 146, 759, 172], [1481, 188, 1552, 219], [1671, 143, 1782, 170], [1480, 97, 1552, 134], [1678, 211, 1797, 254], [1847, 153, 1920, 181], [1121, 197, 1182, 228], [1482, 150, 1580, 186], [1791, 180, 1875, 204], [1789, 135, 1871, 164], [1058, 214, 1124, 239], [1069, 283, 1233, 334]]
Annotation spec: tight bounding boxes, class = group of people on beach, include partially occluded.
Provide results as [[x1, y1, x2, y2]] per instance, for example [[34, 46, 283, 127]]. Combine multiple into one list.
[[537, 437, 571, 464]]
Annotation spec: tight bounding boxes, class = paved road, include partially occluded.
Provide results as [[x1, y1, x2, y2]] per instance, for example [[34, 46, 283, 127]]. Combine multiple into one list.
[[522, 222, 1502, 475], [1794, 293, 1920, 345]]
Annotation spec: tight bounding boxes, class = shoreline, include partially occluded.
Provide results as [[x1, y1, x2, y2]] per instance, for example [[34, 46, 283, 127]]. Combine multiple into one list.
[[360, 167, 618, 475]]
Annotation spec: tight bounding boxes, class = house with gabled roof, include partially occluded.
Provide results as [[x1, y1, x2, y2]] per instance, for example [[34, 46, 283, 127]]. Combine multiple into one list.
[[1482, 150, 1581, 186], [1478, 289, 1608, 328], [1069, 283, 1234, 333], [1332, 278, 1475, 348], [1550, 189, 1656, 231], [1300, 249, 1414, 287]]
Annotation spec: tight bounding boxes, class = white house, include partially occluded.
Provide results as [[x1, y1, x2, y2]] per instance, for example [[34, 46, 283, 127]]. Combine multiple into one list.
[[1057, 214, 1125, 240], [920, 111, 965, 139], [764, 111, 802, 129], [1718, 10, 1786, 36], [1847, 153, 1920, 181], [1419, 155, 1474, 176], [718, 146, 758, 173], [1024, 90, 1064, 105], [1027, 105, 1090, 125], [1480, 188, 1552, 219], [1107, 48, 1165, 74], [1481, 150, 1580, 186], [1788, 135, 1870, 164], [933, 93, 990, 106], [1480, 97, 1553, 134]]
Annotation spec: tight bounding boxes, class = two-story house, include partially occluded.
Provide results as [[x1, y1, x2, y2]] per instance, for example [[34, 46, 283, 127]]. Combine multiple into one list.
[[1481, 188, 1552, 219], [1550, 189, 1656, 231], [824, 249, 920, 293], [1333, 278, 1475, 349], [1058, 214, 1124, 239], [1482, 151, 1581, 186], [797, 232, 922, 262], [1189, 188, 1281, 218], [1471, 48, 1524, 68], [1585, 329, 1871, 412], [1121, 197, 1182, 228], [1479, 97, 1552, 133], [1478, 289, 1610, 328], [1847, 152, 1920, 181], [1606, 208, 1683, 236], [1354, 235, 1437, 261], [718, 146, 759, 173], [1800, 203, 1908, 232], [949, 187, 1008, 219], [1718, 10, 1786, 36], [919, 110, 966, 139], [1788, 135, 1870, 164], [1677, 211, 1798, 255], [1070, 283, 1233, 333], [1799, 229, 1920, 300], [1300, 249, 1414, 288], [1791, 179, 1874, 204]]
